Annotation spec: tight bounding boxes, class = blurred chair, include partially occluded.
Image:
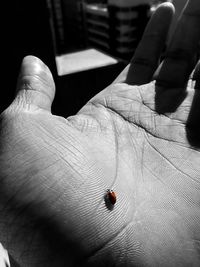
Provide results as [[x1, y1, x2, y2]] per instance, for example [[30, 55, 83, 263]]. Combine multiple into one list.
[[81, 2, 110, 52], [108, 3, 151, 60], [81, 0, 151, 61]]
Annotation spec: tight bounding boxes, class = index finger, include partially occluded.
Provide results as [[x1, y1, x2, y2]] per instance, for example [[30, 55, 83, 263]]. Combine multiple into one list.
[[126, 2, 174, 85], [113, 3, 174, 85]]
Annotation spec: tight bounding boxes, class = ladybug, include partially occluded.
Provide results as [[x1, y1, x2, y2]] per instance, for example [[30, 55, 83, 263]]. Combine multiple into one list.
[[107, 189, 116, 205]]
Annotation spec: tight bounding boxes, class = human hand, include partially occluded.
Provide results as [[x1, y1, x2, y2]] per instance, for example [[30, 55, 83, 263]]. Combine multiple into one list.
[[1, 1, 200, 266]]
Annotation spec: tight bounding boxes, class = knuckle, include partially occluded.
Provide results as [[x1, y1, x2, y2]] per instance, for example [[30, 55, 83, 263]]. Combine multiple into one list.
[[131, 57, 156, 68], [164, 49, 193, 62]]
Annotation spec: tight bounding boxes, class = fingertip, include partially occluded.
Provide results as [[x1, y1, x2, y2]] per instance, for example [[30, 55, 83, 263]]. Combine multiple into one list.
[[153, 1, 175, 20], [19, 55, 49, 77], [126, 1, 175, 85], [157, 1, 175, 11], [15, 55, 55, 112], [161, 1, 175, 10], [18, 55, 55, 91], [21, 55, 44, 66]]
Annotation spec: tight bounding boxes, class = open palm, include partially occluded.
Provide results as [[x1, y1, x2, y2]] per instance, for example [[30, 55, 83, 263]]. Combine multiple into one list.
[[1, 1, 200, 266]]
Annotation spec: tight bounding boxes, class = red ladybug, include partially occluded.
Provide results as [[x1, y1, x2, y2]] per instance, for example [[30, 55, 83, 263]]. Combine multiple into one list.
[[107, 189, 116, 205]]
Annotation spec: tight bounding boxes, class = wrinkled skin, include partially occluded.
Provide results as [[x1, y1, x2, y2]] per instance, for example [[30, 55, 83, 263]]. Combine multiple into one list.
[[1, 1, 200, 266]]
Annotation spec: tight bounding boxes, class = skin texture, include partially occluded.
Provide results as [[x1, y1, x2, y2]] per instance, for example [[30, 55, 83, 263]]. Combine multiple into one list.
[[1, 1, 200, 266]]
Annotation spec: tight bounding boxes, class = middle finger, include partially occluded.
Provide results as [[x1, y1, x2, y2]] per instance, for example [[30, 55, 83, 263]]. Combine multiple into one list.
[[156, 0, 200, 89]]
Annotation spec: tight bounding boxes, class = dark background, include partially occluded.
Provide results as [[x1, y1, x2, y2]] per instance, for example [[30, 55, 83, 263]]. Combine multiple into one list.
[[1, 0, 57, 114], [1, 0, 126, 117], [1, 0, 151, 117]]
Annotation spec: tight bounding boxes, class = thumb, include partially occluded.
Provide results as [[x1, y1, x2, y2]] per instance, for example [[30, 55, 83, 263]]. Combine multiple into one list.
[[14, 55, 55, 112]]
